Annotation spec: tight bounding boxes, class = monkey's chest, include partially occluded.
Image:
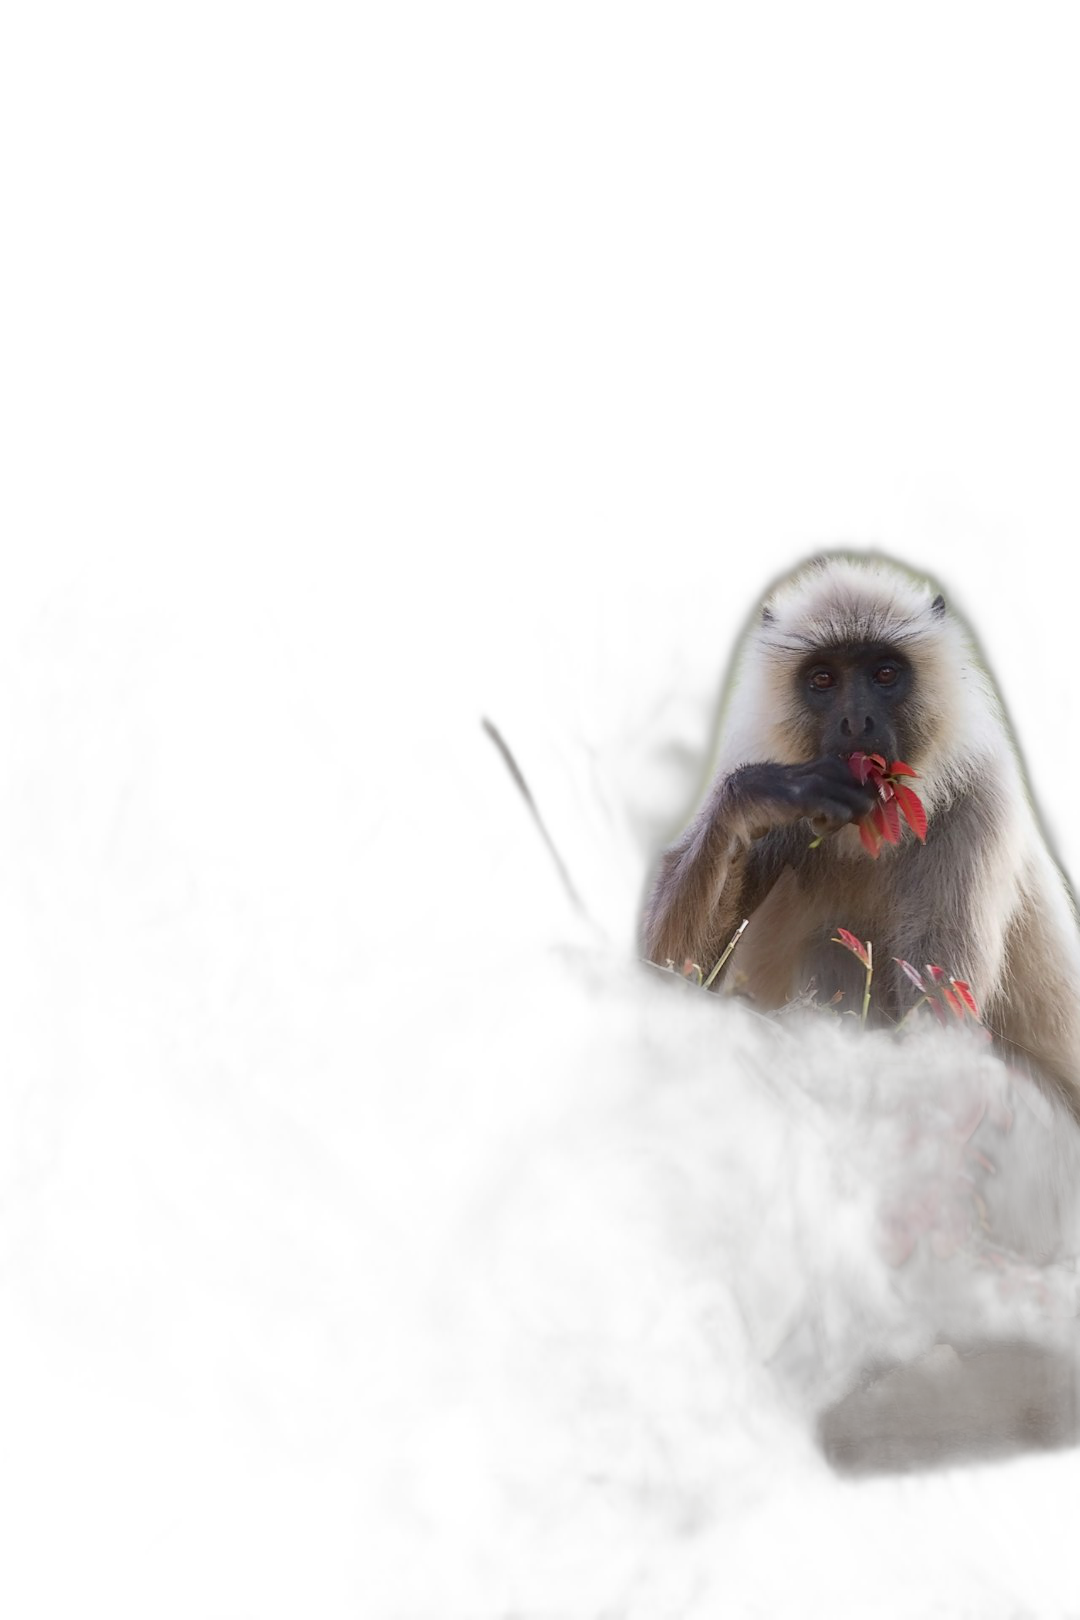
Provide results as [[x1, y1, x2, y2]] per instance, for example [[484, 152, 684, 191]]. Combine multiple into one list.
[[731, 863, 894, 1015]]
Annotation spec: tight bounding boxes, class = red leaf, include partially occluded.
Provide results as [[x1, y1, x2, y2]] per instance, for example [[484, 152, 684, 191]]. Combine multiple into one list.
[[939, 1069, 990, 1146], [874, 800, 900, 848], [894, 957, 927, 993], [940, 984, 964, 1019], [851, 758, 927, 850], [951, 978, 979, 1018], [848, 751, 888, 788], [832, 927, 870, 967], [859, 818, 882, 857], [928, 997, 949, 1026], [893, 783, 928, 842], [925, 964, 946, 983]]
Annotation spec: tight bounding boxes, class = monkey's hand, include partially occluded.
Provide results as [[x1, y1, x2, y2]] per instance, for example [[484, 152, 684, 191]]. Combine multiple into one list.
[[728, 758, 877, 841]]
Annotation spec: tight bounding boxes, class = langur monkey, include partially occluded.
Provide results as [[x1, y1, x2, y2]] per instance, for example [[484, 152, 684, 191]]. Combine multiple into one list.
[[643, 555, 1080, 1118]]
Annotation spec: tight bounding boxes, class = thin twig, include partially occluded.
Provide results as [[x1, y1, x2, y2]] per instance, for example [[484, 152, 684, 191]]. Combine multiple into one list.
[[703, 918, 750, 989], [773, 983, 835, 1019], [481, 716, 592, 924]]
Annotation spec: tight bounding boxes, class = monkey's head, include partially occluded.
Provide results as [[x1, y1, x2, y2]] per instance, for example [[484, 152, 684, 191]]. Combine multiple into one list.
[[719, 555, 1002, 811]]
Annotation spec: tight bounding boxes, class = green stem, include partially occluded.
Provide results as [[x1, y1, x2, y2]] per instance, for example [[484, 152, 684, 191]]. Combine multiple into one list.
[[703, 918, 749, 990], [861, 941, 874, 1024]]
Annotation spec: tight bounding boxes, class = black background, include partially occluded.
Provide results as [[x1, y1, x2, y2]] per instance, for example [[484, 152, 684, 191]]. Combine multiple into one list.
[[4, 437, 1075, 1613]]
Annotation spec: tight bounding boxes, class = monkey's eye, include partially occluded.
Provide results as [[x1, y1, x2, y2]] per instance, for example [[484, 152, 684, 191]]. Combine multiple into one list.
[[873, 664, 900, 686], [808, 669, 835, 691]]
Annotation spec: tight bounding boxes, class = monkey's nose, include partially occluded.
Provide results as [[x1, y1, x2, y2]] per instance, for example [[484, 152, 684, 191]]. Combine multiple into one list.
[[840, 716, 875, 738]]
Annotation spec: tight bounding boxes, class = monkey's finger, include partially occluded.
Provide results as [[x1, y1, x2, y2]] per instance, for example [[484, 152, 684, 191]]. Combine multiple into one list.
[[808, 798, 860, 829]]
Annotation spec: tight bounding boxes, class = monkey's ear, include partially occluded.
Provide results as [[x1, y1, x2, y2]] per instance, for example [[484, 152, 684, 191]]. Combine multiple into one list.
[[931, 593, 946, 617], [762, 605, 776, 624]]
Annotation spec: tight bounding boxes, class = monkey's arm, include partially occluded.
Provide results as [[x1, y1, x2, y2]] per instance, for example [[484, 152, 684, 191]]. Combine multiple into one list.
[[989, 847, 1080, 1119], [643, 757, 875, 971]]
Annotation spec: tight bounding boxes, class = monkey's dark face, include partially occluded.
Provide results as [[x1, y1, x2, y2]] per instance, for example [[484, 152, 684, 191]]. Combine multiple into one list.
[[798, 643, 911, 762]]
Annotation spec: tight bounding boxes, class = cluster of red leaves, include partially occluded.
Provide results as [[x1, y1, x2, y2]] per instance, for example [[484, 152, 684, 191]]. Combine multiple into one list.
[[848, 751, 928, 857], [835, 939, 1062, 1315]]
